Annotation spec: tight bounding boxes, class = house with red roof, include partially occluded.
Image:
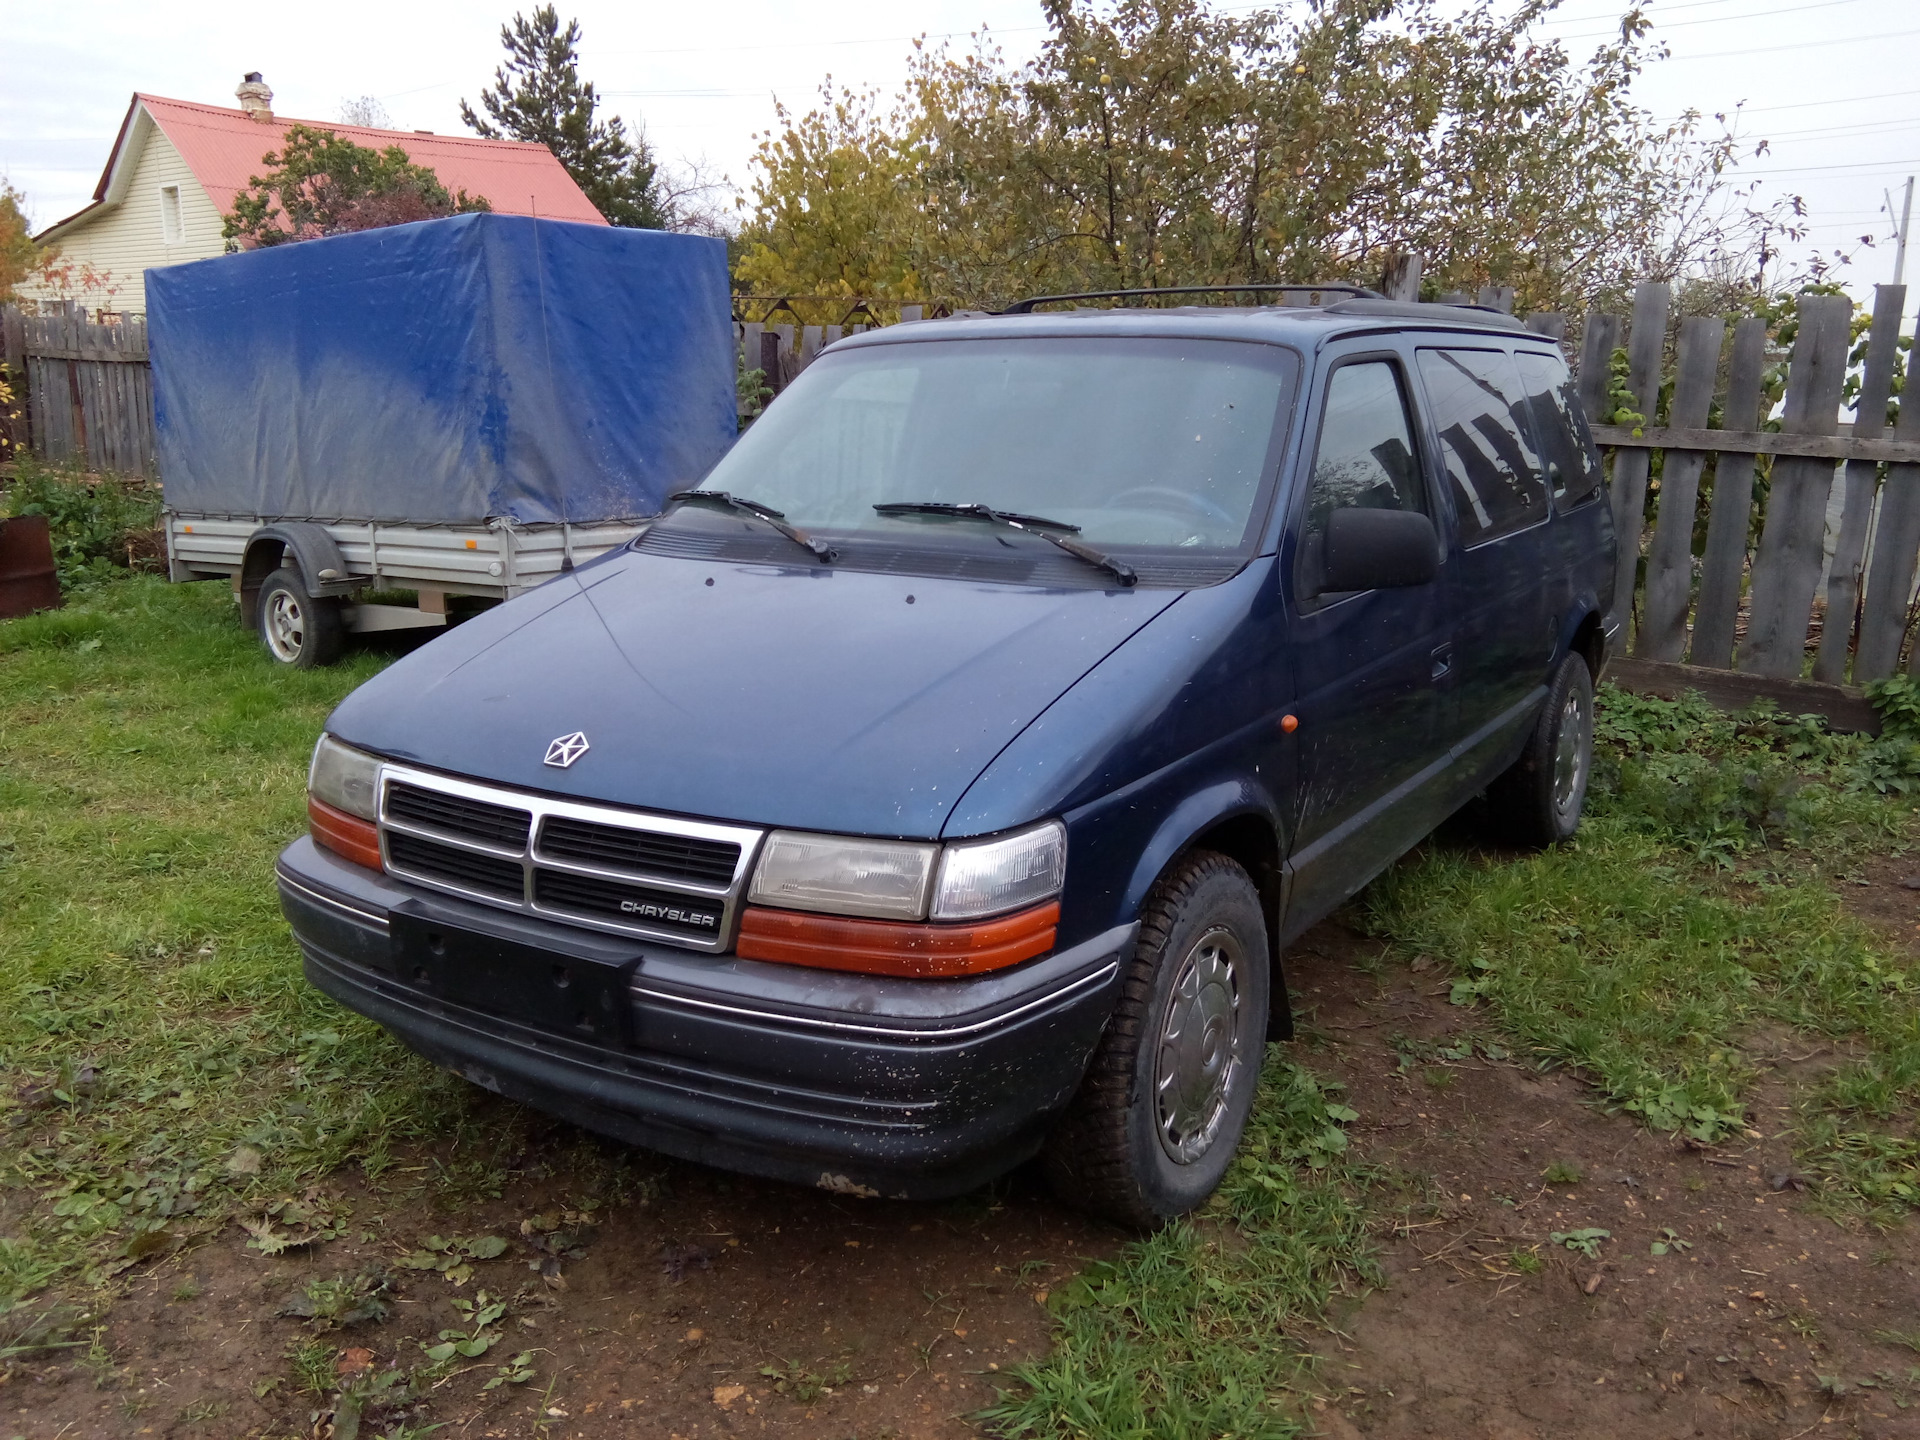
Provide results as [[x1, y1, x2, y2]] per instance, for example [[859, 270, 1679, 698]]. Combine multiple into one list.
[[22, 74, 606, 314]]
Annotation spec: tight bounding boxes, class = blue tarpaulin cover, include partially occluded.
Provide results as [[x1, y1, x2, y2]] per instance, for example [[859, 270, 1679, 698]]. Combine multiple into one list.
[[148, 213, 735, 524]]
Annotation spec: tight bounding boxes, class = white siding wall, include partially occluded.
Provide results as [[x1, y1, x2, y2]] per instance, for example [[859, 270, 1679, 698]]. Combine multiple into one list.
[[16, 127, 227, 315]]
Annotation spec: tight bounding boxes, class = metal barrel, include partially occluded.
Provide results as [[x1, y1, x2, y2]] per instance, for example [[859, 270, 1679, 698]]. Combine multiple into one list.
[[0, 514, 64, 618]]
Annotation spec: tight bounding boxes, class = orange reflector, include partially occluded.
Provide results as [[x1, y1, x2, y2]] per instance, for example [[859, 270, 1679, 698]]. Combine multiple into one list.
[[465, 539, 478, 549], [736, 901, 1059, 979], [309, 796, 384, 872]]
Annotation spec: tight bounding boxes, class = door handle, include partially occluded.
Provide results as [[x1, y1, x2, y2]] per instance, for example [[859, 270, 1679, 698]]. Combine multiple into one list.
[[1430, 644, 1453, 681]]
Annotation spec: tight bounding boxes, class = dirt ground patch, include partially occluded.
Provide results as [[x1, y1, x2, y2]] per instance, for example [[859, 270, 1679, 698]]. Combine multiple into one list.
[[9, 891, 1920, 1440]]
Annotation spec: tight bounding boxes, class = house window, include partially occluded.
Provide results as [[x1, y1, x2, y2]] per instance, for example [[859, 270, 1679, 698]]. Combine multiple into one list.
[[159, 185, 184, 245]]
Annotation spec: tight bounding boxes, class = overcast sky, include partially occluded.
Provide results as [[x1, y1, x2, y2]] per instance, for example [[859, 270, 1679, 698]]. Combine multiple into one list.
[[3, 0, 1912, 301]]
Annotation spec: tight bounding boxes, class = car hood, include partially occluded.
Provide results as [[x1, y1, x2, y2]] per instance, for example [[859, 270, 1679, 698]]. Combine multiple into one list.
[[327, 550, 1183, 838]]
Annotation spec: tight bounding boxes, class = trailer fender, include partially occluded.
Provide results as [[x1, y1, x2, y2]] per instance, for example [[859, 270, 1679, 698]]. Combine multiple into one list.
[[241, 524, 355, 628]]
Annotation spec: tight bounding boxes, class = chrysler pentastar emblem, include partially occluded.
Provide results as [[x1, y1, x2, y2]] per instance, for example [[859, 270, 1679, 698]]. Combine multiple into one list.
[[543, 731, 590, 768]]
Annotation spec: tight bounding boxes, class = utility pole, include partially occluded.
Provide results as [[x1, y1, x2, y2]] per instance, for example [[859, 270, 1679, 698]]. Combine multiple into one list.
[[1888, 176, 1915, 286]]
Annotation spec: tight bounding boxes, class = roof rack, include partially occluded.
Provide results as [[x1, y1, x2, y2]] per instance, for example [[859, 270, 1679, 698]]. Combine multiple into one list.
[[998, 283, 1383, 315]]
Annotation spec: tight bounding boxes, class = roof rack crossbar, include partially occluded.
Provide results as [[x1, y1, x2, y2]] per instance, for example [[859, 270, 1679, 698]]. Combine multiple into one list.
[[999, 283, 1383, 315]]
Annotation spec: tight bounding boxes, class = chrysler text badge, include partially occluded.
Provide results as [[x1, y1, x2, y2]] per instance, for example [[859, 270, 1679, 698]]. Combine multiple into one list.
[[543, 731, 590, 768]]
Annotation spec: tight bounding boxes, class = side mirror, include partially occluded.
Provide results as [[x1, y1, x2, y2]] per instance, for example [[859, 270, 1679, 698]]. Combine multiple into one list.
[[1320, 507, 1440, 593]]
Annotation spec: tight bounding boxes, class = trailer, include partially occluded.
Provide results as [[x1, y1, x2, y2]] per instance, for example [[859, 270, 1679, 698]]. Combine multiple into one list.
[[147, 212, 736, 665]]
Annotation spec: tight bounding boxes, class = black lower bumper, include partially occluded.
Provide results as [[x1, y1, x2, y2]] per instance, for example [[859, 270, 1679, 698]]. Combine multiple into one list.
[[278, 837, 1132, 1198]]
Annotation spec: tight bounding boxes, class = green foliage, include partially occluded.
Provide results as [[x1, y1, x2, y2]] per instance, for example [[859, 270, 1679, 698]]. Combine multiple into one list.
[[461, 7, 664, 229], [223, 125, 491, 250], [740, 0, 1790, 316], [1, 459, 162, 590], [737, 352, 771, 430], [0, 179, 43, 304], [984, 1060, 1376, 1438], [1549, 1228, 1609, 1258], [283, 1269, 393, 1329], [1603, 346, 1645, 433]]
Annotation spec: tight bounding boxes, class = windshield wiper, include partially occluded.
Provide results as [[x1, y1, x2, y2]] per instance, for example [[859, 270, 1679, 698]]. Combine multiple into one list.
[[873, 501, 1137, 588], [670, 490, 837, 564]]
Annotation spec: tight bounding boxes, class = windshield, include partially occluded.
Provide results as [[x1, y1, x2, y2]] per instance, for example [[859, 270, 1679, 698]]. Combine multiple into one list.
[[690, 336, 1298, 557]]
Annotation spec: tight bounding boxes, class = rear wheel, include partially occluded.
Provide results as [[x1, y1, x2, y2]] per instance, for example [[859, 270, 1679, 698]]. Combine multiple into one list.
[[257, 569, 344, 668], [1487, 652, 1594, 847], [1043, 851, 1270, 1228]]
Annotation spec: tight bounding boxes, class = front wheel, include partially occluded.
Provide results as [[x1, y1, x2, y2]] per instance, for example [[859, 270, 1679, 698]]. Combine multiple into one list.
[[1487, 652, 1594, 847], [1043, 851, 1270, 1228], [257, 569, 344, 668]]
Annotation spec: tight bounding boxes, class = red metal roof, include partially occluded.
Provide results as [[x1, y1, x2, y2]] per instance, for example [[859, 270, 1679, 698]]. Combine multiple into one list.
[[132, 94, 607, 226]]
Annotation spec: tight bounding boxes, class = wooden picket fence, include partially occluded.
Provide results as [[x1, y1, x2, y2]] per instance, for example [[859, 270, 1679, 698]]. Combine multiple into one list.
[[0, 303, 157, 476]]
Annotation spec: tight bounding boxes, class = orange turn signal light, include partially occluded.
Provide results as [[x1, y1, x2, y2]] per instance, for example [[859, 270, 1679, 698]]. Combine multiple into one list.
[[309, 796, 384, 872], [736, 901, 1060, 979]]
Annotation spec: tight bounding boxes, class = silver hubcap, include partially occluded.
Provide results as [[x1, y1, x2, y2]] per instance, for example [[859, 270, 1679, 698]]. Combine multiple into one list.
[[1154, 926, 1246, 1165], [1552, 683, 1592, 818], [265, 589, 305, 662]]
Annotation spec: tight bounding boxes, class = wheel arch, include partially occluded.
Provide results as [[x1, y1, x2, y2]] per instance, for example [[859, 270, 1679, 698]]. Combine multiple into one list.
[[1118, 782, 1295, 1040], [240, 523, 352, 629]]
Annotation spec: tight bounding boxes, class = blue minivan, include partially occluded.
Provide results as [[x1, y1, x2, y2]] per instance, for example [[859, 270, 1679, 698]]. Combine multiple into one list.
[[281, 290, 1616, 1226]]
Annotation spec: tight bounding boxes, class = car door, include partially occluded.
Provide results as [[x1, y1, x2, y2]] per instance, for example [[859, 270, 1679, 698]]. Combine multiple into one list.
[[1412, 343, 1556, 789], [1281, 349, 1454, 939]]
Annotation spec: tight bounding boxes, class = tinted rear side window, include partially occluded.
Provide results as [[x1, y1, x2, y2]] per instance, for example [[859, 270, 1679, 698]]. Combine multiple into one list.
[[1514, 349, 1603, 509], [1416, 347, 1547, 545]]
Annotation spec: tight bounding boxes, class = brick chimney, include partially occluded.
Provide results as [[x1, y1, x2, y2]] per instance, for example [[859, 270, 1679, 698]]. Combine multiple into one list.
[[235, 73, 274, 122]]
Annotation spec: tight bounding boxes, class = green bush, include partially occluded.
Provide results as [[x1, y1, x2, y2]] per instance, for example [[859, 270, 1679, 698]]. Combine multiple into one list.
[[2, 458, 163, 590]]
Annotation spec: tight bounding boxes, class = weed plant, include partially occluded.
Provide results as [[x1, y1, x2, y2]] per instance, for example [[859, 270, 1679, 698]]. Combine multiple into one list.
[[1, 456, 162, 589]]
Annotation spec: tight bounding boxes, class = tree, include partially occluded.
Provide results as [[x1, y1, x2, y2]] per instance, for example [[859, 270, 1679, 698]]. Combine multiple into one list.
[[0, 181, 42, 303], [223, 126, 491, 249], [337, 96, 394, 128], [461, 7, 665, 229], [740, 0, 1804, 318]]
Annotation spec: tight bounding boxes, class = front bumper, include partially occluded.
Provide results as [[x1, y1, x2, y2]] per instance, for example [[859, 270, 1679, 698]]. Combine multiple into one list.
[[278, 837, 1131, 1198]]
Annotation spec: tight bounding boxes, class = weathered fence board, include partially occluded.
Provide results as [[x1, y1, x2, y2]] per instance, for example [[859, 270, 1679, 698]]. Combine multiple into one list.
[[1636, 314, 1725, 662], [1740, 294, 1852, 678], [1815, 284, 1907, 683], [1608, 283, 1672, 620], [1689, 318, 1770, 671], [1858, 332, 1920, 678], [1, 304, 156, 476]]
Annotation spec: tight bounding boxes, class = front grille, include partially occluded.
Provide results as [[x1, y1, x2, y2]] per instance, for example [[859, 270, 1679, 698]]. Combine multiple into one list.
[[539, 815, 739, 886], [387, 782, 531, 849], [375, 766, 762, 952], [386, 831, 525, 900], [533, 870, 724, 936]]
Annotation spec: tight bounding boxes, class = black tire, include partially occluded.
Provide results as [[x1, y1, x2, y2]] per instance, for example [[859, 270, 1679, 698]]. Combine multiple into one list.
[[1042, 851, 1270, 1229], [1486, 652, 1594, 847], [256, 569, 345, 669]]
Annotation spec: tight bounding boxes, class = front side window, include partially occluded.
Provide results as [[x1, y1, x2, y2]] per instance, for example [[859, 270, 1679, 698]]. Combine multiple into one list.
[[1296, 360, 1424, 598], [1416, 347, 1547, 545], [1513, 349, 1603, 509], [659, 336, 1299, 584]]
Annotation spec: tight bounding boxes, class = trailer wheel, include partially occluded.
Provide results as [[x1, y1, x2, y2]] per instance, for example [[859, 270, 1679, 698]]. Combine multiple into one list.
[[257, 570, 344, 668]]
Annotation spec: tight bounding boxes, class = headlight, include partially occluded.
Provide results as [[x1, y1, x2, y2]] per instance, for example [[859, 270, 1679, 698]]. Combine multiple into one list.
[[932, 821, 1067, 920], [309, 734, 381, 820], [747, 831, 939, 920]]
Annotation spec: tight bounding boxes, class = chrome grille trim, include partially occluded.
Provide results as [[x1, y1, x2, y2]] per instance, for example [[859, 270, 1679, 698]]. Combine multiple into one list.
[[377, 763, 764, 952]]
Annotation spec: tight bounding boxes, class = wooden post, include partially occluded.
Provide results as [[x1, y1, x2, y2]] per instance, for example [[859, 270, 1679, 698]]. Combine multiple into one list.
[[1815, 283, 1906, 682], [1476, 285, 1515, 314], [1524, 313, 1567, 340], [1635, 314, 1727, 662], [899, 305, 924, 323], [1439, 290, 1472, 306], [800, 324, 823, 369], [1609, 282, 1672, 636], [1689, 318, 1769, 668], [1381, 252, 1422, 302], [1859, 294, 1920, 677], [1739, 292, 1853, 677]]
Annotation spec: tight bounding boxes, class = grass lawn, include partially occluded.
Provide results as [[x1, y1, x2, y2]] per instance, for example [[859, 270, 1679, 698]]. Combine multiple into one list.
[[5, 572, 1920, 1439]]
